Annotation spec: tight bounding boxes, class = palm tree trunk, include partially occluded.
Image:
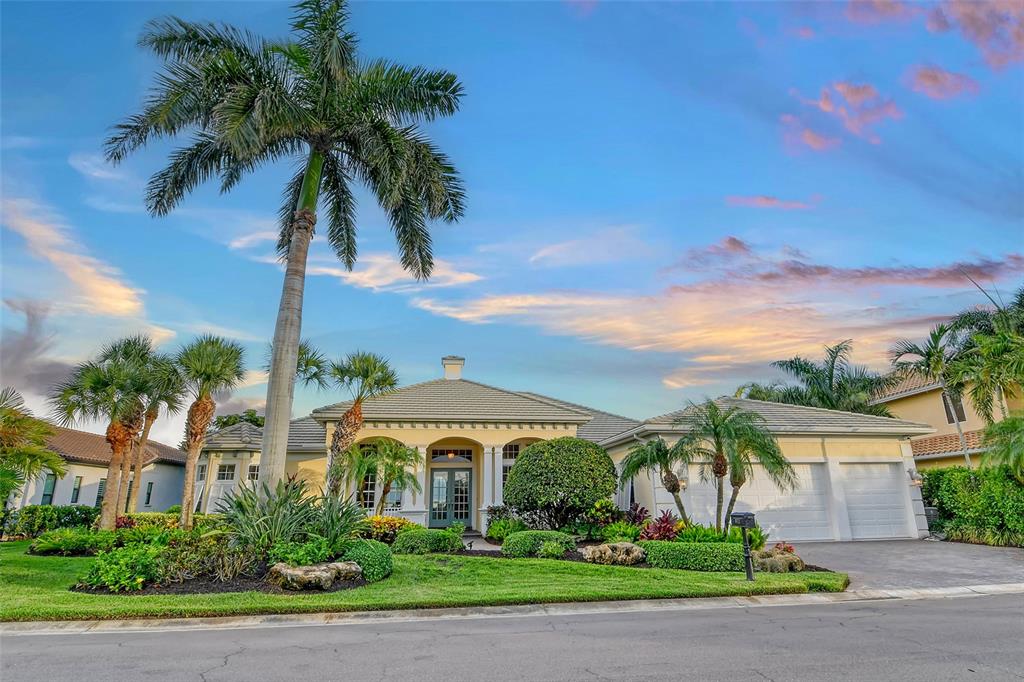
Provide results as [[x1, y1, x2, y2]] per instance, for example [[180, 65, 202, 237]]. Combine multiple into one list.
[[715, 476, 725, 533], [180, 395, 215, 530], [376, 481, 392, 516], [260, 149, 325, 490], [116, 445, 133, 516], [941, 384, 972, 467], [99, 421, 132, 530], [327, 404, 362, 496], [659, 467, 690, 524], [723, 485, 742, 534], [126, 412, 156, 513]]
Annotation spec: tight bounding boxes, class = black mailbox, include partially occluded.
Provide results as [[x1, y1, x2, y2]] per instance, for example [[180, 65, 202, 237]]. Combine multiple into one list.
[[731, 512, 756, 529]]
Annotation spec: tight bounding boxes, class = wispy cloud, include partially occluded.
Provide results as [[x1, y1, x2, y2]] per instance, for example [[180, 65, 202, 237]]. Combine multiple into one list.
[[793, 81, 903, 145], [2, 197, 145, 317], [229, 231, 279, 250], [780, 114, 841, 152], [907, 64, 980, 99], [725, 195, 816, 210], [305, 252, 482, 293], [846, 0, 920, 25], [528, 226, 652, 267], [68, 153, 133, 184]]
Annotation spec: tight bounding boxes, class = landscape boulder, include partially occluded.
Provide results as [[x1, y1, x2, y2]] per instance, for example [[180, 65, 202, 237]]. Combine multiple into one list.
[[581, 542, 646, 566], [268, 561, 363, 590], [752, 547, 805, 573]]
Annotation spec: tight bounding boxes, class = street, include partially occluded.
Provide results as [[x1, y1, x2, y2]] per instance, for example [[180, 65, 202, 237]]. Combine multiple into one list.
[[3, 594, 1022, 681]]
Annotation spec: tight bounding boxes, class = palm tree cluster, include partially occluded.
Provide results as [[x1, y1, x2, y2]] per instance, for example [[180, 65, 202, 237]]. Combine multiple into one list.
[[0, 388, 65, 525], [332, 438, 421, 515], [106, 0, 465, 490]]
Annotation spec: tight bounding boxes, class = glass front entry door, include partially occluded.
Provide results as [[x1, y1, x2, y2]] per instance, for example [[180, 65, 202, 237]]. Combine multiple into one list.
[[429, 469, 472, 528]]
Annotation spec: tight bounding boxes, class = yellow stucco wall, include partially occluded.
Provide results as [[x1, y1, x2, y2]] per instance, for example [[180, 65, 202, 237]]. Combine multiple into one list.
[[607, 434, 904, 465], [883, 388, 988, 438]]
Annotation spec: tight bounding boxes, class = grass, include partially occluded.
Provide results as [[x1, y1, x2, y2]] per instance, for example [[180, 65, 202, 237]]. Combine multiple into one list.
[[0, 541, 848, 622]]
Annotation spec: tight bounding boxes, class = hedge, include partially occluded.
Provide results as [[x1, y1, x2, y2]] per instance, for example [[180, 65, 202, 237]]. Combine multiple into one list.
[[391, 528, 463, 555], [501, 530, 576, 558], [638, 541, 745, 571], [5, 505, 99, 537], [922, 465, 1024, 547], [342, 539, 394, 582]]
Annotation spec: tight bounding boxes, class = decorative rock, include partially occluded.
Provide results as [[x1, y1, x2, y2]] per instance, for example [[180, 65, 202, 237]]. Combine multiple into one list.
[[581, 542, 646, 566], [752, 548, 805, 573], [268, 561, 363, 590]]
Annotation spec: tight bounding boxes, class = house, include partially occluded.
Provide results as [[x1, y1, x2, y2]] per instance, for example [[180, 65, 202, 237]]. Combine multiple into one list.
[[870, 374, 1023, 469], [14, 426, 186, 512], [200, 356, 934, 541]]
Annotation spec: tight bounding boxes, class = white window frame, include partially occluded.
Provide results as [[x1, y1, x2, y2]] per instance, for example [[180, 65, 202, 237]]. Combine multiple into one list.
[[216, 464, 236, 481], [502, 443, 520, 486], [196, 464, 207, 481], [247, 464, 260, 481], [361, 472, 377, 511]]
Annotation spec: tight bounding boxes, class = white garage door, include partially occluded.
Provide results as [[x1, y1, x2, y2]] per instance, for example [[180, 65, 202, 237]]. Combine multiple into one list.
[[683, 463, 834, 542], [842, 463, 911, 539]]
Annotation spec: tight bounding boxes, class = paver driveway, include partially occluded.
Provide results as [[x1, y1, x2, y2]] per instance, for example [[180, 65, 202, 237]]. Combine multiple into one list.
[[794, 539, 1024, 589]]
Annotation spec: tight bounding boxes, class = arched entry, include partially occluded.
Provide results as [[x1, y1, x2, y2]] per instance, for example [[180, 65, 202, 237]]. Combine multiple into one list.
[[425, 437, 482, 529]]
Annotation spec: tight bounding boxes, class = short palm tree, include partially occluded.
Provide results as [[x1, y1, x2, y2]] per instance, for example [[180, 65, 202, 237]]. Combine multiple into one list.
[[333, 442, 379, 507], [949, 329, 1023, 423], [176, 335, 246, 529], [981, 412, 1024, 482], [0, 387, 65, 521], [891, 325, 972, 466], [127, 354, 185, 512], [619, 437, 692, 524], [675, 399, 793, 533], [105, 0, 465, 489], [372, 439, 422, 515], [326, 352, 398, 495], [50, 351, 149, 529]]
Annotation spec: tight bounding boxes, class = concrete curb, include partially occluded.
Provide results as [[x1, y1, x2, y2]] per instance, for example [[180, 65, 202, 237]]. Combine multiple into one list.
[[3, 582, 1022, 637]]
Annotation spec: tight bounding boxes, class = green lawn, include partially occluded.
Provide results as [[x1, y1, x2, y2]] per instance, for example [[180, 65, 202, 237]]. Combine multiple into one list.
[[0, 541, 848, 621]]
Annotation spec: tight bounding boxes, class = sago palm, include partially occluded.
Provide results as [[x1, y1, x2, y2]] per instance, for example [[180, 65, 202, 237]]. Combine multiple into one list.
[[891, 325, 972, 466], [326, 352, 398, 494], [0, 387, 65, 518], [372, 439, 422, 515], [177, 335, 246, 529], [619, 437, 692, 524], [50, 352, 149, 529], [675, 399, 791, 533], [105, 0, 465, 488]]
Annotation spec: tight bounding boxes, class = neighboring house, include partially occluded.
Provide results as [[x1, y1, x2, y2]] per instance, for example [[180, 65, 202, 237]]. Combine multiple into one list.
[[201, 356, 934, 541], [14, 426, 186, 512], [871, 375, 1023, 469]]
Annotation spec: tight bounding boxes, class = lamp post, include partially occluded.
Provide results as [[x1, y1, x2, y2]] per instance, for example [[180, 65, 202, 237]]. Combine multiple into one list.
[[731, 511, 756, 581]]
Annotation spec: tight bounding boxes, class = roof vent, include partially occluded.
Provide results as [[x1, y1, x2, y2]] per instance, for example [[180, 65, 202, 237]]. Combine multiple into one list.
[[442, 355, 465, 380]]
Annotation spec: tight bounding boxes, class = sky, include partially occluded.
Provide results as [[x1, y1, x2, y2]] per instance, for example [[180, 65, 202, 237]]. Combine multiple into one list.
[[1, 0, 1022, 447]]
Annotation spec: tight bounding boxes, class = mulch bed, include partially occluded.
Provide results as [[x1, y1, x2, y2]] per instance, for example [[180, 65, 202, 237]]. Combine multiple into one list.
[[70, 564, 369, 596]]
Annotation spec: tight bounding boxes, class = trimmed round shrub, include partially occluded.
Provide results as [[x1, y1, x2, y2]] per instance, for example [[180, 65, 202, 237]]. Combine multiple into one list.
[[343, 539, 394, 582], [503, 437, 617, 528], [391, 528, 464, 555], [537, 540, 567, 559], [268, 538, 334, 567], [501, 530, 575, 558], [638, 541, 745, 571]]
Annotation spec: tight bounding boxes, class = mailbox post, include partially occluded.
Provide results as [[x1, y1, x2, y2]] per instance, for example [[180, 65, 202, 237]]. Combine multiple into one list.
[[730, 512, 756, 581]]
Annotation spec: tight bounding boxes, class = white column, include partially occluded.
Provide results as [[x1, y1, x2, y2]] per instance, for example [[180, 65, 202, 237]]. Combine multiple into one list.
[[495, 445, 505, 506], [479, 445, 498, 532], [821, 439, 852, 541], [401, 445, 429, 528]]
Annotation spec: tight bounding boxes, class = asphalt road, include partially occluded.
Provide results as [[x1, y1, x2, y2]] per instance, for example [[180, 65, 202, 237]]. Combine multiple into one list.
[[3, 595, 1022, 681]]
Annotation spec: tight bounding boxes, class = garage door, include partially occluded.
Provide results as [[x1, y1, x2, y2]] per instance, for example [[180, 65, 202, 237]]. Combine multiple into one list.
[[842, 463, 911, 539], [683, 463, 834, 542]]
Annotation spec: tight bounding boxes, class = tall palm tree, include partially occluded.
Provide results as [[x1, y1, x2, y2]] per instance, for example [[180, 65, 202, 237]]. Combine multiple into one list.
[[326, 352, 398, 495], [127, 355, 185, 512], [372, 439, 422, 515], [0, 387, 65, 522], [619, 437, 692, 524], [891, 324, 972, 466], [675, 399, 792, 533], [105, 0, 465, 489], [50, 352, 149, 529], [176, 336, 246, 529], [737, 340, 897, 417]]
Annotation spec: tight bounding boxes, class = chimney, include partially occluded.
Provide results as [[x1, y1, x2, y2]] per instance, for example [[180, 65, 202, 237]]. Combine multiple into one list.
[[442, 355, 465, 380]]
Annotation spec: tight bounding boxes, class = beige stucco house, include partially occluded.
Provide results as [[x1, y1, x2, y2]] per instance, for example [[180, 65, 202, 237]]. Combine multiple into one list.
[[200, 356, 934, 541], [871, 375, 1023, 469]]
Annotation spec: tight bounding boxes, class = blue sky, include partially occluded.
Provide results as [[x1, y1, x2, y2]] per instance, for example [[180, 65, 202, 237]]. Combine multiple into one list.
[[2, 0, 1022, 445]]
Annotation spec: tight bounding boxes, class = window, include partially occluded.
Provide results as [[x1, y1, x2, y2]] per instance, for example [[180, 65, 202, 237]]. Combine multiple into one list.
[[216, 464, 236, 481], [70, 476, 83, 504], [144, 481, 154, 506], [943, 394, 967, 424], [360, 472, 377, 511], [502, 443, 520, 486], [384, 481, 403, 509], [431, 448, 473, 463], [94, 478, 106, 508], [247, 464, 260, 481], [196, 464, 207, 482], [40, 474, 57, 506]]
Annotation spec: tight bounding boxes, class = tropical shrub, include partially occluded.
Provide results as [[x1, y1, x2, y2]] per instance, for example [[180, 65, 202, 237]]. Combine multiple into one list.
[[639, 541, 745, 571], [537, 540, 568, 559], [343, 539, 393, 582], [7, 505, 99, 537], [164, 504, 182, 515], [501, 530, 575, 558], [361, 515, 416, 544], [601, 521, 642, 543], [503, 437, 617, 528], [674, 523, 724, 544], [560, 520, 603, 541], [158, 533, 257, 583], [268, 537, 335, 566], [485, 505, 515, 522], [391, 528, 464, 555], [115, 515, 137, 529], [922, 466, 1024, 547], [725, 525, 767, 551], [639, 510, 680, 541], [311, 495, 367, 554], [624, 503, 650, 526], [29, 527, 117, 556], [217, 479, 318, 554], [586, 498, 623, 526], [82, 544, 164, 592], [485, 517, 528, 543]]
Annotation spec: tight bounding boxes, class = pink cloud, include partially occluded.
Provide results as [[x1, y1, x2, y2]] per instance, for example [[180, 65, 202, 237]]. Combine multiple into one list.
[[846, 0, 921, 25], [928, 1, 1024, 69], [834, 81, 879, 107], [751, 254, 1024, 288], [793, 26, 816, 40], [780, 114, 842, 152], [726, 195, 815, 210], [792, 81, 902, 145], [908, 64, 980, 99]]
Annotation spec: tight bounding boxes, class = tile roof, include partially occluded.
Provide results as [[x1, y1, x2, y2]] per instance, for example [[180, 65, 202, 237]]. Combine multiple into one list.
[[600, 397, 933, 444], [872, 373, 941, 403], [311, 379, 592, 423], [515, 392, 641, 443], [46, 426, 185, 467], [910, 429, 986, 458], [203, 417, 325, 452]]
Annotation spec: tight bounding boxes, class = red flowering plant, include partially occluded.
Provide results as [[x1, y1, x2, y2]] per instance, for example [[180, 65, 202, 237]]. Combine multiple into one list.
[[639, 510, 680, 541]]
